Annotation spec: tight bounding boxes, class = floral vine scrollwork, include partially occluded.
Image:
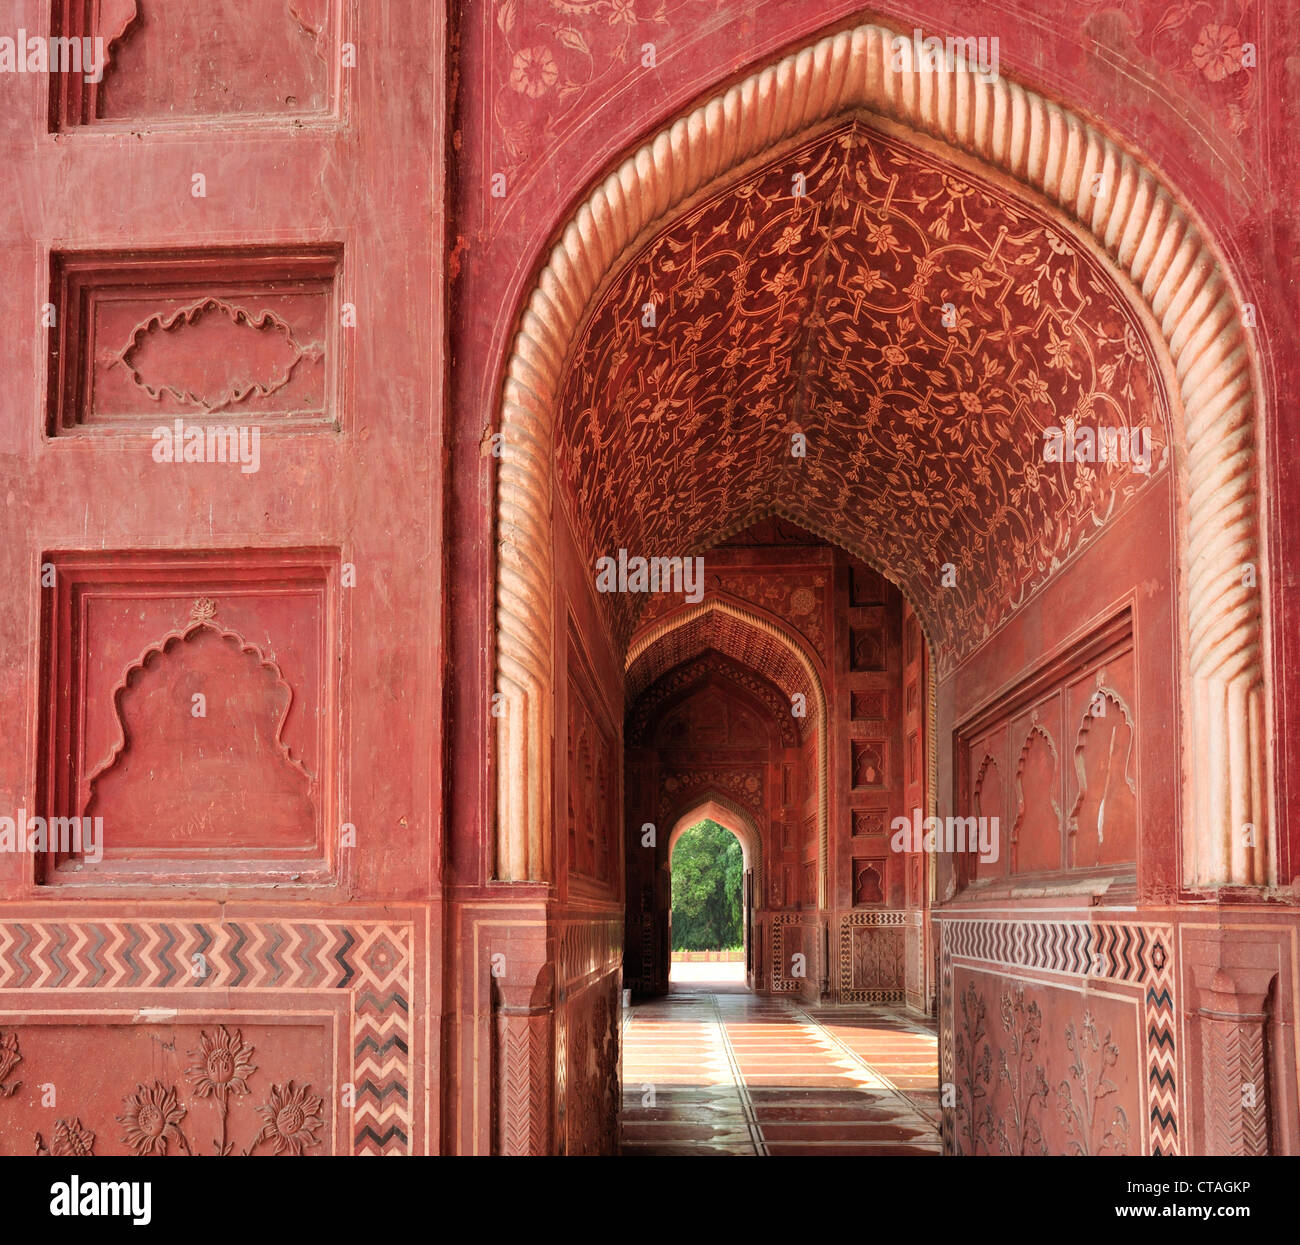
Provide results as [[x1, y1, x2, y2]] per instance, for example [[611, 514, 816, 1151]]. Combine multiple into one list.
[[995, 988, 1049, 1156], [953, 981, 992, 1154], [1056, 1011, 1131, 1156]]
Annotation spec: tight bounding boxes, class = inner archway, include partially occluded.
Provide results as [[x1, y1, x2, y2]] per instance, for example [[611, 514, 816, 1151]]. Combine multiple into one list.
[[620, 526, 932, 1012]]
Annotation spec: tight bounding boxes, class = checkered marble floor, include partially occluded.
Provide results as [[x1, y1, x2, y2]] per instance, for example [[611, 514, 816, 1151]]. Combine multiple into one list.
[[620, 984, 941, 1156]]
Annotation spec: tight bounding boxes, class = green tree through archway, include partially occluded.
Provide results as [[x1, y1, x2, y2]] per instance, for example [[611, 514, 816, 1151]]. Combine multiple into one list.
[[671, 819, 743, 951]]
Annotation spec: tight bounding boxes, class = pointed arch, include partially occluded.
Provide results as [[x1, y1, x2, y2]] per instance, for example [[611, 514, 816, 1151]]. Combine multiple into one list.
[[1011, 720, 1063, 872], [668, 795, 765, 903], [493, 19, 1270, 891], [627, 596, 828, 907]]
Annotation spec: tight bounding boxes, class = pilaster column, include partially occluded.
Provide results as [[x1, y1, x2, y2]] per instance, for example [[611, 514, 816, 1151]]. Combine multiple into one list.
[[491, 938, 555, 1155], [1193, 963, 1274, 1155]]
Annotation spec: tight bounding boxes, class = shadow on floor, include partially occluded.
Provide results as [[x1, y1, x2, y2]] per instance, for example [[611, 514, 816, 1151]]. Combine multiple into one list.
[[620, 987, 942, 1156]]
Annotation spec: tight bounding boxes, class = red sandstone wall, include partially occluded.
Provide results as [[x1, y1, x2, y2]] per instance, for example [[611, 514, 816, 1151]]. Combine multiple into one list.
[[2, 1, 443, 1156], [551, 505, 625, 1154]]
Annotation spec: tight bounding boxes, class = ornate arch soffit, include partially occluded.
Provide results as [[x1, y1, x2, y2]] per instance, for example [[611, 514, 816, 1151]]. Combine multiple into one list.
[[626, 649, 802, 750], [627, 598, 829, 908], [495, 20, 1268, 891]]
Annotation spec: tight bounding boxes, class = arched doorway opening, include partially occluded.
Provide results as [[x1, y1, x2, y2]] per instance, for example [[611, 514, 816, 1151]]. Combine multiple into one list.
[[482, 19, 1274, 1156], [621, 538, 933, 1009], [623, 591, 831, 1002], [667, 806, 756, 992]]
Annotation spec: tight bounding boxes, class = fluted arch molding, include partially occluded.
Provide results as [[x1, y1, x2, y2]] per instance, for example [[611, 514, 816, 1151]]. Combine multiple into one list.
[[494, 19, 1270, 892]]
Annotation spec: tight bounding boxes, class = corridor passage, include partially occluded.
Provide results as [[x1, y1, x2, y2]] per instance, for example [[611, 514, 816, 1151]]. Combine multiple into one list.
[[620, 985, 941, 1155]]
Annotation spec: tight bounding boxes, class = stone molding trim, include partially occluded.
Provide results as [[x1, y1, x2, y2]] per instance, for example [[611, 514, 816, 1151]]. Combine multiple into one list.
[[493, 20, 1269, 890]]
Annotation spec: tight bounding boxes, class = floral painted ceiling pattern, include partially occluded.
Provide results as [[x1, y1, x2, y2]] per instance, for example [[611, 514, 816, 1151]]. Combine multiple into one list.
[[555, 119, 1171, 672]]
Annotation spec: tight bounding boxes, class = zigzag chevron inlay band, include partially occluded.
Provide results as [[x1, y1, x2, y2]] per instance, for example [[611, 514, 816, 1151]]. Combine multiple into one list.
[[0, 918, 413, 1156], [939, 917, 1178, 1155]]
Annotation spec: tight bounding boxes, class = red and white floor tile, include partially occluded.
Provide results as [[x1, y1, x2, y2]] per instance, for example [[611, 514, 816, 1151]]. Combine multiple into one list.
[[620, 975, 941, 1156]]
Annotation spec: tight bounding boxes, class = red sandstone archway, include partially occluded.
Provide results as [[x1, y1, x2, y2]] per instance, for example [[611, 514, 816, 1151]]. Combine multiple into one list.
[[492, 20, 1271, 897], [624, 597, 826, 998], [668, 797, 762, 887], [483, 18, 1278, 1160]]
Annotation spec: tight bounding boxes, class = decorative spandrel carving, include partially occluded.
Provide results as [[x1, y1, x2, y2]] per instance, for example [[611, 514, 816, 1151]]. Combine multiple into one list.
[[637, 564, 830, 657]]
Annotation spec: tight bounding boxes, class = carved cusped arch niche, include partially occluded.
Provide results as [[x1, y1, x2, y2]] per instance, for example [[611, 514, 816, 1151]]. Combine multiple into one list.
[[39, 551, 337, 885], [494, 20, 1270, 890], [1070, 686, 1139, 870], [86, 598, 315, 852], [1011, 720, 1062, 875]]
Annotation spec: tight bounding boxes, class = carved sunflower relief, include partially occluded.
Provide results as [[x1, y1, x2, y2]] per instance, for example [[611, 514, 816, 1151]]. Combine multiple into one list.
[[0, 1024, 330, 1157]]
